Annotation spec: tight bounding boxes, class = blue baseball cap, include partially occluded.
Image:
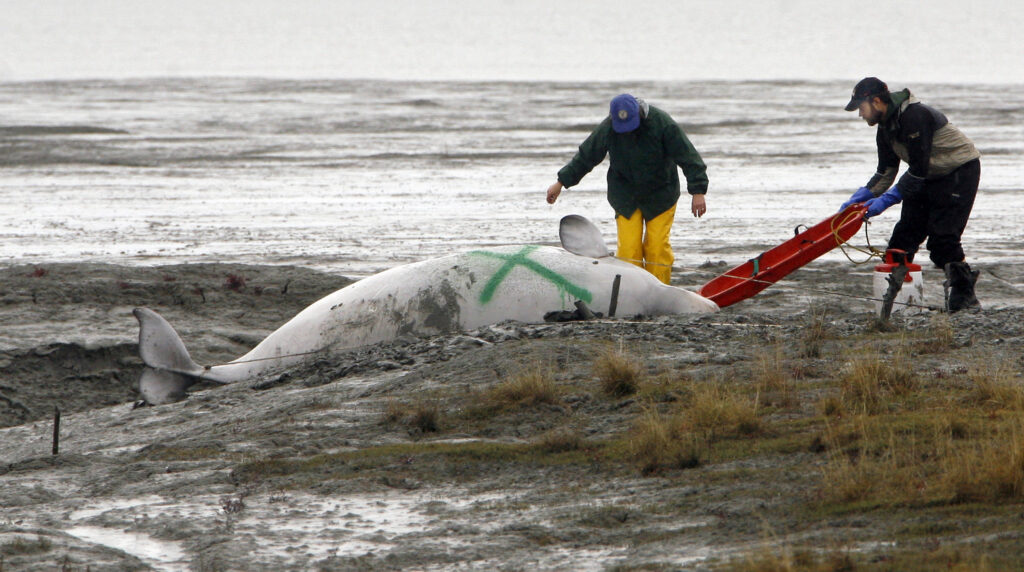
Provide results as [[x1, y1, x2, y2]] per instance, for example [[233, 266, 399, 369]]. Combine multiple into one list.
[[610, 94, 640, 133]]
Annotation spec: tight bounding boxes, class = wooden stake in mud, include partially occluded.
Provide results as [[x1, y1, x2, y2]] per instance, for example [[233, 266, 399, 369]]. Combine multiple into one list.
[[52, 406, 61, 455]]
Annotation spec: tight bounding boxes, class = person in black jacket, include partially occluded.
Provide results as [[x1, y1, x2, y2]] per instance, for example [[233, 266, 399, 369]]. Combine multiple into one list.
[[840, 77, 982, 312]]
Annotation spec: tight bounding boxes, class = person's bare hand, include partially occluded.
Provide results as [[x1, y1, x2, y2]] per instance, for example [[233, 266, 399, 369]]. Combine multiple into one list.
[[691, 194, 707, 217], [546, 182, 563, 204]]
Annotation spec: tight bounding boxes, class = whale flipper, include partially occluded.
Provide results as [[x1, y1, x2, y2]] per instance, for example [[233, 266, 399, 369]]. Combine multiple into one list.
[[559, 215, 612, 258], [133, 307, 205, 377]]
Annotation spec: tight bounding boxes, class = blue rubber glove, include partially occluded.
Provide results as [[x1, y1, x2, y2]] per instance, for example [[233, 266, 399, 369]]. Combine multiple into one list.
[[840, 186, 874, 211], [863, 186, 903, 219]]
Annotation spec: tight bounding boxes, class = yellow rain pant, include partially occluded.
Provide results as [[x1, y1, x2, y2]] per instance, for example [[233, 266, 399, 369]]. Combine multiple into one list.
[[615, 205, 676, 284]]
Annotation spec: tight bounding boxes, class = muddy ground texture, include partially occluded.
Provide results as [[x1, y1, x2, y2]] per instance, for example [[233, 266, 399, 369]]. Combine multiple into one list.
[[1, 260, 1024, 570]]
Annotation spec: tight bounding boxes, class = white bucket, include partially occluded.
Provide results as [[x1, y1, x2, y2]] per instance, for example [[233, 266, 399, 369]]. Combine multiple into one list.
[[873, 262, 924, 314]]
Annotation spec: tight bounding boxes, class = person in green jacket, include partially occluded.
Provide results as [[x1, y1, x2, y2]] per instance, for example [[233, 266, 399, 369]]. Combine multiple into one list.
[[546, 94, 709, 284]]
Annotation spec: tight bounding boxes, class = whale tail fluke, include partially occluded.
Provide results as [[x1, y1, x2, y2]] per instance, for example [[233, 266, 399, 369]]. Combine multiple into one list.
[[133, 307, 206, 377], [137, 367, 199, 405]]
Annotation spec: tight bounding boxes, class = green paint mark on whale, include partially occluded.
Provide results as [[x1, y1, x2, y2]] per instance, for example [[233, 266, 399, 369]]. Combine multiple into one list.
[[469, 246, 593, 304]]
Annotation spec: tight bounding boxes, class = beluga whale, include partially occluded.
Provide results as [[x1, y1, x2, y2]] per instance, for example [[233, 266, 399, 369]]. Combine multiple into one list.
[[134, 215, 718, 403]]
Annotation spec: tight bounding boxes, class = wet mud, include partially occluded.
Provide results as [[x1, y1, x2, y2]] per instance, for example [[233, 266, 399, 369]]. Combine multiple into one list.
[[1, 260, 1023, 570]]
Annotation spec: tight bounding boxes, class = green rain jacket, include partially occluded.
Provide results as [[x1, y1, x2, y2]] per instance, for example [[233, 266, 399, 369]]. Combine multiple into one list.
[[557, 104, 708, 220]]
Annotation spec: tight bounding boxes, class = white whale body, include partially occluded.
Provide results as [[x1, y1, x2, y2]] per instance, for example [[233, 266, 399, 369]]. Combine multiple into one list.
[[134, 244, 718, 403]]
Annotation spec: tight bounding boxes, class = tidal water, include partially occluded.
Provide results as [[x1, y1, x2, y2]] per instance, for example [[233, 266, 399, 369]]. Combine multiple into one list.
[[1, 79, 1021, 279]]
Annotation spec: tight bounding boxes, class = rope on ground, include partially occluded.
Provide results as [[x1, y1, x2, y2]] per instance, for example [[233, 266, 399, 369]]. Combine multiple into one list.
[[202, 348, 326, 369], [613, 256, 671, 268]]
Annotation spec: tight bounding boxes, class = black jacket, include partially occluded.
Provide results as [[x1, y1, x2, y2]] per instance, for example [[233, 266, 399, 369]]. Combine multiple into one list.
[[867, 89, 980, 198]]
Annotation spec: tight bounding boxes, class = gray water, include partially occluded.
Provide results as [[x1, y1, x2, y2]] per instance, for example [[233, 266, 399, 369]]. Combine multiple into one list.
[[1, 78, 1022, 278]]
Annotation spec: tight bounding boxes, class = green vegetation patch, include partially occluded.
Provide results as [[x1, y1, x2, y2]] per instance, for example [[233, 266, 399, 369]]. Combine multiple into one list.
[[0, 535, 53, 556], [232, 439, 616, 486]]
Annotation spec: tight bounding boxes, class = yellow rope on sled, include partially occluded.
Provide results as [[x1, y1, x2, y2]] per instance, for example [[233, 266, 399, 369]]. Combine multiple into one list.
[[831, 209, 886, 265]]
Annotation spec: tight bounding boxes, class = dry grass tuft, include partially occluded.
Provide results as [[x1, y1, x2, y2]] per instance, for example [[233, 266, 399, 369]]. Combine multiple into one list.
[[821, 408, 1024, 508], [819, 395, 844, 418], [967, 359, 1024, 411], [628, 408, 703, 475], [734, 541, 1002, 571], [867, 317, 900, 333], [943, 421, 1024, 503], [934, 412, 973, 441], [754, 344, 788, 391], [484, 368, 561, 409], [839, 346, 917, 414], [628, 376, 764, 475], [637, 370, 694, 404], [409, 401, 441, 433], [383, 397, 405, 424], [911, 313, 955, 354], [820, 415, 932, 505], [881, 547, 1000, 572], [799, 304, 833, 358], [753, 344, 797, 409], [687, 380, 763, 438], [532, 427, 585, 453], [593, 344, 644, 398], [382, 398, 442, 433], [730, 548, 858, 572], [0, 535, 53, 556]]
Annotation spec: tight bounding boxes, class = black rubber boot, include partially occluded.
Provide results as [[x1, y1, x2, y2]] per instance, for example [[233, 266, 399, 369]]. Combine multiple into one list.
[[943, 261, 981, 313]]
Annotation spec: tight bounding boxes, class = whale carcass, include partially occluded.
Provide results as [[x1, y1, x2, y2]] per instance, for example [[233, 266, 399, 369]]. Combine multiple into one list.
[[134, 243, 718, 403]]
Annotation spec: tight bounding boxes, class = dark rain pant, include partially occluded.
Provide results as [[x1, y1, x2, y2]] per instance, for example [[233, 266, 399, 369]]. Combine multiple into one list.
[[888, 159, 980, 268]]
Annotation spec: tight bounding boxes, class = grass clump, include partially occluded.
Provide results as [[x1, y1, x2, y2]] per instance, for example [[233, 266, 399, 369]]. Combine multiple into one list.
[[966, 358, 1024, 411], [819, 395, 844, 418], [799, 304, 833, 358], [687, 379, 763, 439], [820, 415, 935, 506], [820, 406, 1024, 508], [0, 535, 53, 556], [943, 421, 1024, 503], [725, 544, 856, 572], [409, 401, 441, 433], [723, 542, 1007, 572], [910, 313, 955, 354], [483, 368, 561, 409], [628, 408, 703, 475], [627, 377, 761, 475], [838, 347, 917, 415], [753, 344, 797, 409], [233, 439, 606, 487], [754, 344, 788, 390], [532, 427, 585, 453], [575, 505, 634, 528], [593, 344, 644, 398], [383, 398, 442, 434]]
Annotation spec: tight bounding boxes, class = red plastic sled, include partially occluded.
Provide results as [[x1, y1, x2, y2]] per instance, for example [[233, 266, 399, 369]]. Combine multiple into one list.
[[699, 205, 868, 308]]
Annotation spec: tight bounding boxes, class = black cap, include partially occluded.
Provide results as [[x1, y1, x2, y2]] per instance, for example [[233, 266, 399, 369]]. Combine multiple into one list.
[[845, 77, 889, 111]]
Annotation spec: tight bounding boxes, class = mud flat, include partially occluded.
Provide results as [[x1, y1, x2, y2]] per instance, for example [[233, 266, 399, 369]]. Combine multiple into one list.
[[2, 260, 1024, 570]]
